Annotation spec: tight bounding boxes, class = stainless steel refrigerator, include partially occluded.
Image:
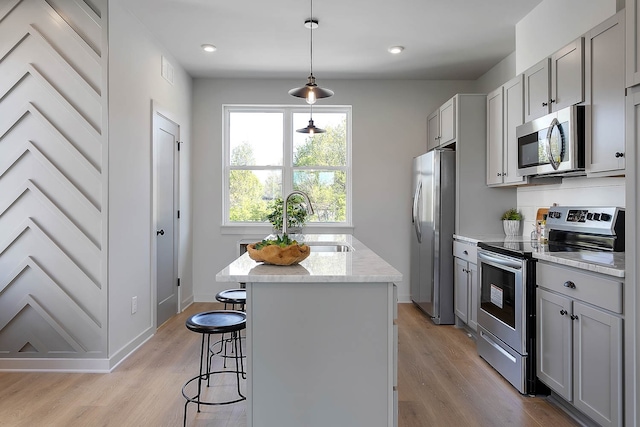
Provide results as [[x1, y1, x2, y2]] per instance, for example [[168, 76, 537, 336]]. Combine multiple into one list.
[[410, 149, 456, 324]]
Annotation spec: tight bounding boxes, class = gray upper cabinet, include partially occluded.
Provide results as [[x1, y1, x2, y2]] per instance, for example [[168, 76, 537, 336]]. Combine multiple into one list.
[[586, 10, 626, 176], [486, 86, 503, 186], [439, 97, 456, 146], [626, 0, 640, 87], [524, 58, 550, 122], [486, 75, 526, 186], [427, 109, 439, 151], [551, 38, 585, 111], [427, 96, 456, 150], [524, 38, 584, 122]]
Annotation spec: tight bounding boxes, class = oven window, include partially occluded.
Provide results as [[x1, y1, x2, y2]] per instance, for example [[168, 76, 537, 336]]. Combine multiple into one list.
[[480, 262, 516, 328]]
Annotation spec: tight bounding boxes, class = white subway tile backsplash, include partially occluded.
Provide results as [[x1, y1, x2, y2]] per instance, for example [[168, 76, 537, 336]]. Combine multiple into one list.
[[516, 177, 625, 233]]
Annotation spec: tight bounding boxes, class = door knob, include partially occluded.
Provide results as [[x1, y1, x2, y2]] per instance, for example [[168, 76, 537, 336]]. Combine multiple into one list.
[[560, 309, 567, 316], [615, 152, 625, 158], [542, 102, 548, 107], [570, 314, 578, 321], [157, 229, 165, 236]]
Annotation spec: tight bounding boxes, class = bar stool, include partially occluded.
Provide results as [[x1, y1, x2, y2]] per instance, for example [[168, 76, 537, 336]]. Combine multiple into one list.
[[182, 310, 246, 427], [212, 289, 247, 369]]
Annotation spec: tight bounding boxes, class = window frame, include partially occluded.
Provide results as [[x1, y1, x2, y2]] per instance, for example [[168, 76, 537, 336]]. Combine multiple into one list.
[[222, 104, 353, 231]]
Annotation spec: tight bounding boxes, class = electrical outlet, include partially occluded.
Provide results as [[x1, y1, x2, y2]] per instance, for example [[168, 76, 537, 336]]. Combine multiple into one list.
[[131, 296, 137, 314]]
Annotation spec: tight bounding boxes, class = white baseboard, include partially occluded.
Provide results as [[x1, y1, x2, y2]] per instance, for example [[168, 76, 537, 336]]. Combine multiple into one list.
[[0, 327, 155, 373]]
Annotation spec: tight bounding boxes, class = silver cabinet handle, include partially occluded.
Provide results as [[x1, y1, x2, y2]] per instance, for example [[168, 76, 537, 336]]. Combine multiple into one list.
[[563, 281, 576, 289]]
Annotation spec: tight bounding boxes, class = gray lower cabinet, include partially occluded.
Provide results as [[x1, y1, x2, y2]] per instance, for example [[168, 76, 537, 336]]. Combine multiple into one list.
[[453, 240, 478, 332], [537, 263, 623, 427]]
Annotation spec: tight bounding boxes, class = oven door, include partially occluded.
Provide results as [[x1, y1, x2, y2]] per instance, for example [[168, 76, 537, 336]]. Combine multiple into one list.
[[477, 249, 527, 354]]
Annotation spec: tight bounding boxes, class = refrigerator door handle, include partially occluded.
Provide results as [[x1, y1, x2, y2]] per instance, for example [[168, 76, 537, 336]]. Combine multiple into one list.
[[413, 181, 422, 243]]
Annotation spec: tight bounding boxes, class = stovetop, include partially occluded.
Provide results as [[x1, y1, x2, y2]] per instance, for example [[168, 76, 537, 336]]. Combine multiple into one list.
[[477, 240, 624, 272]]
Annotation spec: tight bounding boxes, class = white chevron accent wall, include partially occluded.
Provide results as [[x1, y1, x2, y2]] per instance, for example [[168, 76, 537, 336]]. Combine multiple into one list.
[[0, 0, 108, 359]]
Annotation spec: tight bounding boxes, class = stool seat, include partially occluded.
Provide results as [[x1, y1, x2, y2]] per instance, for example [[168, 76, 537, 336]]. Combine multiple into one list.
[[185, 310, 246, 335], [215, 289, 246, 305]]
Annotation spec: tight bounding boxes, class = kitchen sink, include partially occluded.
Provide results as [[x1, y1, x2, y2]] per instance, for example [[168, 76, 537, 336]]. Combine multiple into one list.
[[306, 243, 353, 252]]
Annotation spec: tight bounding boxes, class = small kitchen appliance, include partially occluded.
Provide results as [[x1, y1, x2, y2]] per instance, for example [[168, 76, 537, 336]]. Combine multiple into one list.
[[476, 206, 624, 395], [516, 105, 585, 177]]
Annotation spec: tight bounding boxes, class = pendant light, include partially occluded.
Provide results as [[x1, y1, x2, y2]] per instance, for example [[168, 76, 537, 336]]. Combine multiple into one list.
[[296, 105, 326, 135], [289, 0, 334, 104]]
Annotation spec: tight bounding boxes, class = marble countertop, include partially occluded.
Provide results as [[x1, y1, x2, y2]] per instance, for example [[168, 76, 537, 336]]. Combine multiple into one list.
[[216, 234, 403, 283], [454, 233, 625, 278]]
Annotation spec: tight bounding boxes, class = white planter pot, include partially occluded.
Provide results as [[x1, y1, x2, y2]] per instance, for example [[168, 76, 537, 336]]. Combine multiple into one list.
[[503, 220, 521, 236]]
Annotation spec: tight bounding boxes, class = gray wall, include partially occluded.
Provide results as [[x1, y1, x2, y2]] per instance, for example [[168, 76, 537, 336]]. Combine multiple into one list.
[[108, 1, 193, 365], [192, 78, 476, 302]]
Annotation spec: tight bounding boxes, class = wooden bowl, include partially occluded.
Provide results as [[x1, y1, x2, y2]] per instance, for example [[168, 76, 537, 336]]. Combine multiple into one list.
[[246, 243, 311, 266]]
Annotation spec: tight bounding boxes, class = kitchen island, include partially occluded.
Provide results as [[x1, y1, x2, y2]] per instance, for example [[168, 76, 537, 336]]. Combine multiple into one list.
[[216, 234, 402, 427]]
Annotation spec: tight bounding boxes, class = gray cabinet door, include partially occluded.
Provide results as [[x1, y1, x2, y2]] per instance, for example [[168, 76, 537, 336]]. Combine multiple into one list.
[[502, 75, 526, 185], [626, 0, 640, 87], [486, 87, 504, 185], [454, 257, 468, 323], [537, 288, 573, 401], [551, 37, 584, 111], [427, 109, 439, 151], [586, 11, 626, 175], [439, 97, 456, 146], [468, 262, 478, 332], [573, 301, 622, 427], [524, 58, 551, 122]]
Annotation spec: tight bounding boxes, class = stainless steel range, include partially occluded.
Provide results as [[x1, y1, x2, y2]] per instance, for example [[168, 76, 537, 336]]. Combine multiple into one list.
[[476, 206, 624, 395]]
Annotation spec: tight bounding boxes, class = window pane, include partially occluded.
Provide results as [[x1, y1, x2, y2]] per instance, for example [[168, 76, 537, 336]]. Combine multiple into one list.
[[293, 113, 347, 167], [230, 112, 283, 166], [229, 169, 282, 221], [293, 170, 346, 222]]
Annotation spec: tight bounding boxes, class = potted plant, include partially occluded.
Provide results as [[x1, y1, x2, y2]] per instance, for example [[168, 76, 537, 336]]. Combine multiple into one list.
[[501, 208, 523, 236], [267, 195, 310, 234]]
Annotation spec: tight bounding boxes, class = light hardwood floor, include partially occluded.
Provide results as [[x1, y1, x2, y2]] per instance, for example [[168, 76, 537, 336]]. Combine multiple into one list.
[[0, 302, 579, 426]]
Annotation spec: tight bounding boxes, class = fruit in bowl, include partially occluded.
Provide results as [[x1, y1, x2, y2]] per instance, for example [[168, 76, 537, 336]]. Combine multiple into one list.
[[247, 235, 310, 265]]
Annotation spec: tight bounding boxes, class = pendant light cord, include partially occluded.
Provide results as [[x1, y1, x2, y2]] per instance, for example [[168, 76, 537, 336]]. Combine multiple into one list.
[[309, 0, 313, 76]]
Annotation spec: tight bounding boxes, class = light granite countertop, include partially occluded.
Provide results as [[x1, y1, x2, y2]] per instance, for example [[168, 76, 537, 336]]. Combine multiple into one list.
[[216, 234, 403, 283], [454, 233, 625, 278]]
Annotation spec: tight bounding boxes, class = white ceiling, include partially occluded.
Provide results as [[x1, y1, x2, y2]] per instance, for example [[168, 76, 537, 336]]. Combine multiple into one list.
[[122, 0, 543, 80]]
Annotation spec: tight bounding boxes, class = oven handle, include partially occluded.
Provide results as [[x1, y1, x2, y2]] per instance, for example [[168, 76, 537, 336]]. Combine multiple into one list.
[[477, 250, 523, 272]]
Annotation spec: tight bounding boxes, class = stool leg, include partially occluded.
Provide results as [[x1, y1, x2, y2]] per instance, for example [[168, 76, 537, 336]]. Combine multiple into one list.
[[233, 330, 245, 397]]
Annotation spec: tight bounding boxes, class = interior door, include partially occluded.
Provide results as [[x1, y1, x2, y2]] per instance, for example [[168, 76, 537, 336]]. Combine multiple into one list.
[[154, 112, 179, 327]]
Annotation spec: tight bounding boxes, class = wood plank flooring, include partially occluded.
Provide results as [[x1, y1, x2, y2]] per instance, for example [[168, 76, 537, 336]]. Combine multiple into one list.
[[0, 302, 579, 426]]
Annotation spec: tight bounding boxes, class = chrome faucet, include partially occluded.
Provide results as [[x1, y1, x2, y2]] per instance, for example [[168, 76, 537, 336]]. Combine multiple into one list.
[[282, 191, 314, 235]]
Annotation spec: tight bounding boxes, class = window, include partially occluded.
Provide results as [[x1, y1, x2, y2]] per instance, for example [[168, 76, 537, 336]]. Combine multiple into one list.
[[223, 105, 351, 228]]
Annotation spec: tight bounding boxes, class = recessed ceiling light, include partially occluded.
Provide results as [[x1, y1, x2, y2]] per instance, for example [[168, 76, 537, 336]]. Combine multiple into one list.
[[388, 46, 404, 54], [201, 44, 217, 53]]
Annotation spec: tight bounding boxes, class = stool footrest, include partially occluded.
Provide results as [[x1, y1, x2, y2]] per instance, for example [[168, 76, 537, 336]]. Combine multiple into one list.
[[182, 371, 246, 406]]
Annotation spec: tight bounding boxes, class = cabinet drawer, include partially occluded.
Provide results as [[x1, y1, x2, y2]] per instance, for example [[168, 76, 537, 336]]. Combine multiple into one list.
[[453, 241, 478, 263], [537, 262, 623, 313]]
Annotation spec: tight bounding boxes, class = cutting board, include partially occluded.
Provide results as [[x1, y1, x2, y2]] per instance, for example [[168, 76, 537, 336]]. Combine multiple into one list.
[[536, 208, 549, 222]]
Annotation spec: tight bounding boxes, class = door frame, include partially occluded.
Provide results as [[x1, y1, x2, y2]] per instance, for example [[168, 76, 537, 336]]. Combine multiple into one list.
[[151, 100, 181, 328]]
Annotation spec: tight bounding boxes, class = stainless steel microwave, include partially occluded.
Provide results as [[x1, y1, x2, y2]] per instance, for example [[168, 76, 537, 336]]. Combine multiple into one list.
[[516, 105, 585, 177]]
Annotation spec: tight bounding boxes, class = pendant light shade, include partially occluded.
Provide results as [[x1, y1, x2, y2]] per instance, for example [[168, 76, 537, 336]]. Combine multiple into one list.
[[288, 74, 334, 105], [297, 105, 325, 134], [297, 117, 326, 135], [289, 2, 333, 104]]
